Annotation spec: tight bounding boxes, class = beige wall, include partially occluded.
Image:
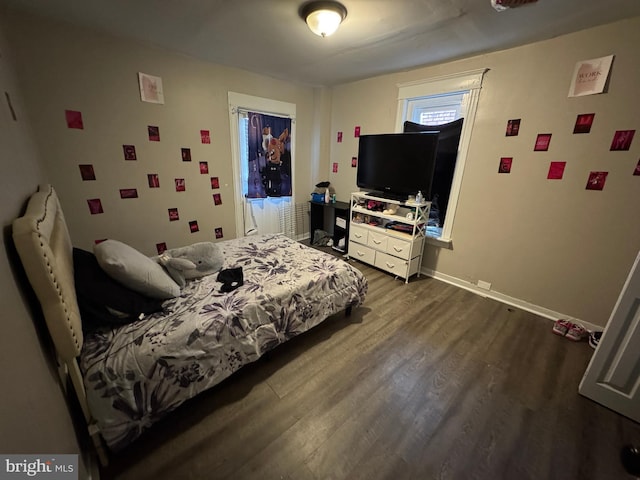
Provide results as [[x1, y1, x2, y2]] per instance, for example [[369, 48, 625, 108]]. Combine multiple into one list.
[[4, 10, 324, 256], [329, 17, 640, 327], [4, 8, 639, 329], [0, 14, 87, 476]]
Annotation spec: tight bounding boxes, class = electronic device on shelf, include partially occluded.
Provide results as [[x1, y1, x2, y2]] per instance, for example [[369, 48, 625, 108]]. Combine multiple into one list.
[[356, 132, 439, 201]]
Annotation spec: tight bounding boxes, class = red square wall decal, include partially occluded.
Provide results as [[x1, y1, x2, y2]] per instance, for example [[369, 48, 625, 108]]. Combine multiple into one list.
[[634, 159, 640, 176], [156, 242, 167, 254], [505, 119, 521, 136], [175, 178, 186, 192], [215, 227, 223, 239], [534, 134, 552, 151], [498, 157, 512, 173], [123, 145, 137, 160], [87, 199, 103, 214], [200, 162, 209, 174], [189, 221, 199, 233], [586, 171, 608, 191], [79, 164, 96, 181], [148, 174, 160, 188], [337, 131, 343, 143], [547, 162, 566, 179], [181, 148, 192, 162], [65, 110, 84, 129], [201, 130, 211, 144], [610, 130, 635, 151], [210, 177, 220, 189], [213, 193, 222, 205], [148, 125, 160, 141], [119, 188, 138, 199], [573, 113, 595, 134], [168, 208, 179, 221]]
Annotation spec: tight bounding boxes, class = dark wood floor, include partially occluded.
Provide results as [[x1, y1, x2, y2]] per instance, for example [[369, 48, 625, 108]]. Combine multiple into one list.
[[101, 252, 640, 480]]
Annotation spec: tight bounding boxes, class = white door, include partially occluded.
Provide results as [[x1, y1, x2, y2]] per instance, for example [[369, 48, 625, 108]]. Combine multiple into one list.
[[579, 250, 640, 422]]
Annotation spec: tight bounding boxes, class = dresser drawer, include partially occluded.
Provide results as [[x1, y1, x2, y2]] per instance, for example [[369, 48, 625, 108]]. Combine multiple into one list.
[[386, 237, 413, 260], [375, 252, 410, 277], [367, 231, 388, 250], [349, 241, 375, 264], [349, 224, 368, 244]]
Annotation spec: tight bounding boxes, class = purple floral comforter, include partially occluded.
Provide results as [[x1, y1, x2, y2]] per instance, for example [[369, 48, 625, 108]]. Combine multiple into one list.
[[80, 234, 367, 450]]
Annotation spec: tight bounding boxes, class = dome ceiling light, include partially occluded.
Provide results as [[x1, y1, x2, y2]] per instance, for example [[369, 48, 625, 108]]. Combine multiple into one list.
[[299, 1, 348, 38]]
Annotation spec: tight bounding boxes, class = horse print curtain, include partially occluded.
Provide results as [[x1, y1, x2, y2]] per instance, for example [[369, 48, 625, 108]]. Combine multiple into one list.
[[247, 112, 292, 198]]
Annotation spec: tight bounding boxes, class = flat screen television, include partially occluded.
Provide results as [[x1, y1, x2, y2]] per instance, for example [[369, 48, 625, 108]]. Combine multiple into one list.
[[356, 132, 439, 201]]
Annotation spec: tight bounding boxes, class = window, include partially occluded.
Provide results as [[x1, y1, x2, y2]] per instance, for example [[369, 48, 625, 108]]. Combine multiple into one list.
[[395, 69, 487, 244]]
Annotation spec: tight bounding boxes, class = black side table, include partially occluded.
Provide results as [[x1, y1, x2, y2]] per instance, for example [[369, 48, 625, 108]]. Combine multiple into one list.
[[309, 200, 350, 253]]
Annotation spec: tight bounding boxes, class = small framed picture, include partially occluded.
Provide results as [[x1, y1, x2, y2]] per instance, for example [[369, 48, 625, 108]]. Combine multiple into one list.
[[634, 159, 640, 176], [215, 227, 223, 239], [189, 221, 199, 233], [181, 148, 191, 162], [168, 208, 179, 221], [156, 242, 167, 255], [210, 177, 220, 189], [175, 178, 186, 192], [213, 193, 222, 205], [200, 130, 211, 144], [199, 162, 209, 174], [351, 157, 357, 168]]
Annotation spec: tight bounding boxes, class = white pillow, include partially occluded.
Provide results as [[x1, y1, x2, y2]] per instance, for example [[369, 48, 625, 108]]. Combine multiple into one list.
[[94, 240, 180, 299]]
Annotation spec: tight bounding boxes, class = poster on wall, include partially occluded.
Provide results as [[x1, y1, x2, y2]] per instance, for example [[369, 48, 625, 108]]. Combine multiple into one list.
[[246, 112, 292, 198], [610, 130, 635, 151], [138, 72, 165, 104], [498, 157, 512, 173], [586, 171, 608, 191], [534, 133, 552, 151], [568, 55, 614, 97], [505, 119, 521, 136]]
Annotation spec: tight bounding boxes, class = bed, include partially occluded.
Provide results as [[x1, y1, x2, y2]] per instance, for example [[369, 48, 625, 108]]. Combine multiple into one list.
[[12, 185, 367, 463]]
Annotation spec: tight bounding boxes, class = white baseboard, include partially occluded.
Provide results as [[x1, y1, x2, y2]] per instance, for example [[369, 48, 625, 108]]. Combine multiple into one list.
[[421, 267, 602, 333]]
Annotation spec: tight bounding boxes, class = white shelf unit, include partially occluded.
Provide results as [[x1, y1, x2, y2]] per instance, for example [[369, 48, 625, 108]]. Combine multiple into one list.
[[347, 192, 430, 283]]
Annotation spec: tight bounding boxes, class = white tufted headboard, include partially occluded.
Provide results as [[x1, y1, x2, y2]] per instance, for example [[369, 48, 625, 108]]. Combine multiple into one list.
[[12, 184, 83, 361]]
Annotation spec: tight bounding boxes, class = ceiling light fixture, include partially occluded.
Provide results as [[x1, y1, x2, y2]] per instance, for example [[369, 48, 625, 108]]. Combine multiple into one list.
[[299, 1, 347, 38]]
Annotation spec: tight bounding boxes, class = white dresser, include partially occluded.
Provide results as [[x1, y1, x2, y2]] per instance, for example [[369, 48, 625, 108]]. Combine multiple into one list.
[[348, 192, 429, 283]]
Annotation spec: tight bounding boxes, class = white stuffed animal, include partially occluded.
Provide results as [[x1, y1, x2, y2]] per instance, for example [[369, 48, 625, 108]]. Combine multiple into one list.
[[158, 242, 224, 288], [382, 204, 399, 215]]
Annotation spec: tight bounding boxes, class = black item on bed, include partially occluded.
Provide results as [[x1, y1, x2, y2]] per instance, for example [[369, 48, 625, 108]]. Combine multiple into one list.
[[217, 267, 244, 292], [73, 248, 164, 330]]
